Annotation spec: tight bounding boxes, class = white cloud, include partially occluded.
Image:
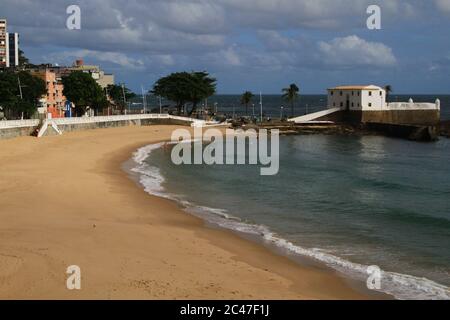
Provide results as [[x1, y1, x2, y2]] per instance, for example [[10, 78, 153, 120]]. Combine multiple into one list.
[[435, 0, 450, 12], [318, 35, 397, 67], [221, 0, 422, 29], [221, 46, 242, 66], [2, 0, 448, 92], [45, 49, 145, 70]]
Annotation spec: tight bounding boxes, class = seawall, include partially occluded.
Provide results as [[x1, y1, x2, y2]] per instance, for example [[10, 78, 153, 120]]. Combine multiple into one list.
[[310, 109, 440, 141], [0, 114, 206, 140]]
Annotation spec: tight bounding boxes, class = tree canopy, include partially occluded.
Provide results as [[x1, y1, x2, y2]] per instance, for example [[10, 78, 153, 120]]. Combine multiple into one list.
[[151, 71, 216, 115], [0, 70, 46, 119], [240, 91, 254, 116], [107, 84, 136, 113], [62, 71, 107, 115], [282, 83, 300, 118], [384, 85, 393, 102], [19, 50, 31, 68]]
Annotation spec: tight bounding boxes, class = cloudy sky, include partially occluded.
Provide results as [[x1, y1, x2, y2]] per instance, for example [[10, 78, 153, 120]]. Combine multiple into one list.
[[2, 0, 450, 93]]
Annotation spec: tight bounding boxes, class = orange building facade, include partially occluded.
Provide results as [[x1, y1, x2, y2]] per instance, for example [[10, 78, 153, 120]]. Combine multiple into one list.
[[31, 69, 66, 118]]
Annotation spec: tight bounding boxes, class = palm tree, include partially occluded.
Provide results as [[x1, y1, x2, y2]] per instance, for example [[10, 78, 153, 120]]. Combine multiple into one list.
[[240, 91, 254, 116], [384, 85, 393, 102], [282, 83, 300, 118]]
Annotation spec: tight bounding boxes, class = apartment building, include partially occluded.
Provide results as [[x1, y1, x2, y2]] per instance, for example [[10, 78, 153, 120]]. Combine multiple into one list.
[[0, 19, 19, 68], [0, 19, 7, 67], [30, 69, 67, 118]]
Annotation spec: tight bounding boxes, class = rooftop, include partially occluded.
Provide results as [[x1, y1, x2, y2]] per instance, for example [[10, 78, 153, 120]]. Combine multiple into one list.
[[328, 85, 383, 91]]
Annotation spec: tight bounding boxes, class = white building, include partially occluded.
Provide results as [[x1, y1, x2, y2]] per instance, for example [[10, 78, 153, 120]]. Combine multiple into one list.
[[0, 19, 19, 68], [290, 84, 440, 126], [70, 59, 114, 89], [327, 85, 386, 111]]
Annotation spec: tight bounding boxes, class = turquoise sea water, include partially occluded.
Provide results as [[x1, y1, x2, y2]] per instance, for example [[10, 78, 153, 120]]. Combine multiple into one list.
[[132, 134, 450, 299]]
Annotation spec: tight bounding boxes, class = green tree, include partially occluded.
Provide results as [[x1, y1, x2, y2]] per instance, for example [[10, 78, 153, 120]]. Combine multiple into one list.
[[151, 71, 216, 116], [186, 71, 216, 116], [18, 50, 30, 68], [384, 85, 393, 102], [62, 71, 107, 116], [107, 84, 136, 114], [240, 91, 254, 116], [0, 72, 19, 115], [17, 71, 46, 104], [282, 83, 300, 118], [152, 72, 190, 115], [0, 70, 45, 119]]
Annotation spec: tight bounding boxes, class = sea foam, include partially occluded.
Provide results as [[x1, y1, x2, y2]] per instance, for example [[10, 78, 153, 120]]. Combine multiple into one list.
[[131, 143, 450, 300]]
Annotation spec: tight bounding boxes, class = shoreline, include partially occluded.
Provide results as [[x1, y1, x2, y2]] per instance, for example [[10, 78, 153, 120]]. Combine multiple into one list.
[[0, 125, 387, 299], [123, 143, 390, 299], [129, 135, 450, 300], [124, 137, 398, 300]]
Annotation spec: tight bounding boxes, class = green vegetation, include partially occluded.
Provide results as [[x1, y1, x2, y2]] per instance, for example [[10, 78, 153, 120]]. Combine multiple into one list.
[[107, 84, 136, 114], [151, 71, 216, 115], [62, 71, 107, 116], [240, 91, 254, 116], [282, 83, 300, 118], [0, 70, 46, 119], [384, 85, 393, 102], [18, 49, 31, 68]]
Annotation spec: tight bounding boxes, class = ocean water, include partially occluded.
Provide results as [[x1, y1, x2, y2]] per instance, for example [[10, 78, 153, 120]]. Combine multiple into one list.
[[140, 94, 450, 120], [131, 135, 450, 300]]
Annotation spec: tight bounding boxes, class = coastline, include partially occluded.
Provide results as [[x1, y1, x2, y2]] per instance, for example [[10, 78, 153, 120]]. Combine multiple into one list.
[[0, 125, 386, 299]]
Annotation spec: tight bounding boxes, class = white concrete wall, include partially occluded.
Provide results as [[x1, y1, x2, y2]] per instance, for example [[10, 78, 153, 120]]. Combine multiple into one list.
[[0, 119, 40, 129], [386, 102, 439, 111], [289, 107, 341, 123], [0, 114, 218, 131], [51, 114, 213, 127], [52, 113, 170, 125], [361, 89, 385, 110], [327, 89, 362, 110], [328, 88, 386, 111]]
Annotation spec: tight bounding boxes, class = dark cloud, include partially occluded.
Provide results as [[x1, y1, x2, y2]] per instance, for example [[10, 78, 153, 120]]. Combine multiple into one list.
[[1, 0, 449, 93]]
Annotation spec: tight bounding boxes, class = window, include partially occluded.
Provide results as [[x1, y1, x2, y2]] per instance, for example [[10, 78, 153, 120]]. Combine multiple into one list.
[[352, 91, 354, 96], [380, 91, 382, 96], [369, 91, 372, 96], [368, 103, 372, 107], [351, 102, 354, 107], [331, 91, 334, 96], [340, 102, 343, 107], [357, 92, 360, 96], [333, 102, 335, 106], [340, 91, 343, 96]]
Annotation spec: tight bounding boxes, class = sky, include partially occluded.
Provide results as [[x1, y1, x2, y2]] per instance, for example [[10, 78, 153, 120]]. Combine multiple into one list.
[[2, 0, 450, 94]]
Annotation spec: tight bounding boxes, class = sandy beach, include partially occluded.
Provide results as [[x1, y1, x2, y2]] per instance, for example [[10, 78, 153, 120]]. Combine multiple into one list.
[[0, 125, 381, 299]]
